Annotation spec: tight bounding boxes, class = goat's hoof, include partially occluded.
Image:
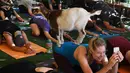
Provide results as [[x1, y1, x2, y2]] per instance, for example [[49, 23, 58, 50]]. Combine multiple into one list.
[[75, 40, 80, 45], [61, 41, 64, 44], [74, 42, 80, 45], [57, 44, 61, 47]]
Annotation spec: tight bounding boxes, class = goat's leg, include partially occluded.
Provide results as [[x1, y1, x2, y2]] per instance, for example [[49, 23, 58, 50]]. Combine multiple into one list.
[[60, 30, 64, 44], [79, 29, 86, 44], [76, 32, 84, 44], [57, 29, 61, 47], [79, 27, 86, 44], [76, 28, 86, 44]]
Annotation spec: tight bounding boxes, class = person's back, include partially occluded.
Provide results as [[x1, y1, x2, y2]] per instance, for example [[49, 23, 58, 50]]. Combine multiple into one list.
[[0, 20, 20, 35]]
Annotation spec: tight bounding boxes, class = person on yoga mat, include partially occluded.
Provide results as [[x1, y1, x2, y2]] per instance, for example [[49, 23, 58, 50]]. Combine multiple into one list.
[[70, 0, 127, 32], [0, 0, 24, 21], [0, 20, 35, 54], [86, 1, 127, 32], [53, 37, 124, 73], [29, 8, 76, 45]]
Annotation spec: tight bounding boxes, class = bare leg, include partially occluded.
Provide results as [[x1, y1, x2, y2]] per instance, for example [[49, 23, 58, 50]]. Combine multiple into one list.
[[30, 23, 40, 36]]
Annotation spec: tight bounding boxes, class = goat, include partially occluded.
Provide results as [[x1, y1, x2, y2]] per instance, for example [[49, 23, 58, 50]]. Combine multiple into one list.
[[40, 4, 101, 47]]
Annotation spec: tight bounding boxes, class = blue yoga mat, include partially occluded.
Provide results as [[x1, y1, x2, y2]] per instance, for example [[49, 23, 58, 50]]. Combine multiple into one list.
[[86, 30, 120, 38]]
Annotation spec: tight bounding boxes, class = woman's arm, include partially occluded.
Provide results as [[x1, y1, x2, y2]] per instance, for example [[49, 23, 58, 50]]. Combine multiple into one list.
[[44, 31, 59, 44], [75, 46, 119, 73], [28, 8, 34, 16], [85, 30, 99, 37], [21, 31, 31, 48], [94, 23, 109, 35], [21, 31, 29, 43], [63, 32, 76, 42], [13, 10, 24, 22], [98, 52, 123, 73], [74, 46, 93, 73], [103, 21, 126, 32]]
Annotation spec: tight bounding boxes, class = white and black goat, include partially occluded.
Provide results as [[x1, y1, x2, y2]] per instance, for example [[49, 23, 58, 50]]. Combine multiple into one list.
[[40, 4, 101, 47]]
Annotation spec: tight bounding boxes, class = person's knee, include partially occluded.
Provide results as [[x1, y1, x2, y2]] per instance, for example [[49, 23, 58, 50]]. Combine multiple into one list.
[[125, 50, 130, 63]]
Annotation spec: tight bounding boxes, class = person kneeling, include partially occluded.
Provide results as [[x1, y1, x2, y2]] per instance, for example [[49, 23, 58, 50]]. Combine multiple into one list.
[[53, 37, 124, 73], [0, 20, 35, 54]]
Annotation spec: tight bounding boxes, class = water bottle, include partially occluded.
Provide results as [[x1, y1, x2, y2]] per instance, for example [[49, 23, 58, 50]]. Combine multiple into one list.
[[46, 39, 53, 53]]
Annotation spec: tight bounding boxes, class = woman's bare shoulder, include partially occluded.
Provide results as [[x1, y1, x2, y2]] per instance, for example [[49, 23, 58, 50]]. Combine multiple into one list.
[[77, 45, 87, 53], [74, 45, 87, 59]]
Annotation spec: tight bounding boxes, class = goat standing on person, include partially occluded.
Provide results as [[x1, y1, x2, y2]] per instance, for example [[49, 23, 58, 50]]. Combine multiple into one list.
[[40, 4, 101, 47]]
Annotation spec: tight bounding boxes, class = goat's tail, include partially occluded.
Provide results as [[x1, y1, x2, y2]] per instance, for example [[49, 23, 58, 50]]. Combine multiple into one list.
[[91, 10, 102, 16]]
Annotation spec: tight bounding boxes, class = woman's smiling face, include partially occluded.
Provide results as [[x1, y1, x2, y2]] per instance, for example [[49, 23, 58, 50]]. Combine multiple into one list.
[[92, 45, 106, 62]]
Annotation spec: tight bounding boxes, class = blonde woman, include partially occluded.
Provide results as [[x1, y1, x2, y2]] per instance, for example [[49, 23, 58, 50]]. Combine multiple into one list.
[[53, 37, 124, 73]]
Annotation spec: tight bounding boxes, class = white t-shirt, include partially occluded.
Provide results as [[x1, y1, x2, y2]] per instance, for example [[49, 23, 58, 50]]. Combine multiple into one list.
[[17, 0, 37, 9]]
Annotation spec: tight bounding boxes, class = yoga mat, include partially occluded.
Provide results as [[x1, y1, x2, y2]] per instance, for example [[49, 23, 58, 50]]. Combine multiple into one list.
[[86, 30, 120, 38], [0, 42, 47, 59]]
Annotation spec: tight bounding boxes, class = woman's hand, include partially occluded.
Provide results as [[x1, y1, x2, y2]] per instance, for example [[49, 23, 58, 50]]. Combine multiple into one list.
[[108, 53, 120, 68], [101, 31, 109, 35], [116, 51, 124, 62], [25, 43, 36, 54], [120, 28, 126, 32], [25, 42, 31, 49], [93, 33, 99, 37], [17, 17, 24, 22]]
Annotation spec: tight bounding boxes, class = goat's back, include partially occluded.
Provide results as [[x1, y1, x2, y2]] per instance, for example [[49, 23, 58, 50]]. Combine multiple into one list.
[[57, 8, 90, 31]]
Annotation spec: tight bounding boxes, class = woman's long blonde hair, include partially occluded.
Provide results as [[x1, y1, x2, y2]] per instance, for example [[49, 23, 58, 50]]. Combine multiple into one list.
[[88, 37, 106, 54]]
